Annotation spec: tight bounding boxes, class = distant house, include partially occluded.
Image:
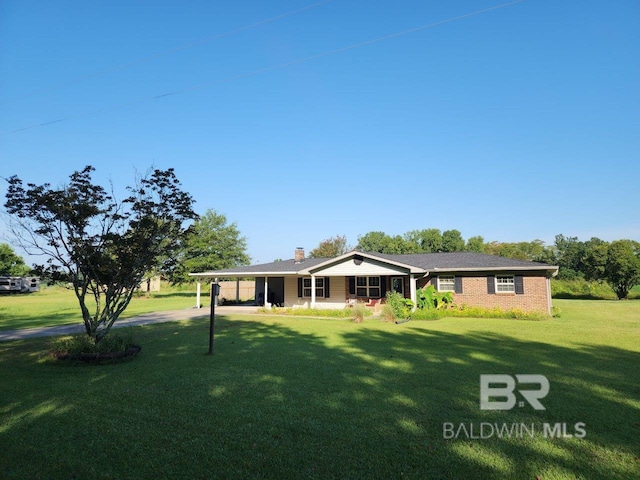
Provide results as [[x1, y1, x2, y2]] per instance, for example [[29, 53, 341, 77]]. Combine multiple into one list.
[[190, 248, 559, 314]]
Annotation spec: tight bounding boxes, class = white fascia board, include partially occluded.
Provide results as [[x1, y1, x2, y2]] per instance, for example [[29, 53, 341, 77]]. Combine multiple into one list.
[[188, 271, 298, 277], [427, 265, 559, 274]]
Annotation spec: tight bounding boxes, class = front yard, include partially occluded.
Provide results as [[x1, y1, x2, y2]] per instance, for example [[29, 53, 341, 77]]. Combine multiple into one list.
[[0, 299, 638, 479]]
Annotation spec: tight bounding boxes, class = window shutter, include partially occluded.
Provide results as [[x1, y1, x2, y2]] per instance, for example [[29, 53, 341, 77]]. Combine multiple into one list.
[[487, 275, 495, 294], [324, 277, 330, 298], [380, 276, 387, 296], [298, 278, 302, 298], [515, 275, 524, 294], [431, 277, 438, 287], [454, 276, 463, 294], [349, 276, 356, 295]]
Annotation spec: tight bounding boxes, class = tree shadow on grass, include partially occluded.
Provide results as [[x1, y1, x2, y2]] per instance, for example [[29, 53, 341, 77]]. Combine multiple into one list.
[[0, 317, 638, 479]]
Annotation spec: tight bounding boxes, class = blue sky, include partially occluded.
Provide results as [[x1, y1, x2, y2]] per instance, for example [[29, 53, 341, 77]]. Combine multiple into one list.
[[1, 0, 638, 264]]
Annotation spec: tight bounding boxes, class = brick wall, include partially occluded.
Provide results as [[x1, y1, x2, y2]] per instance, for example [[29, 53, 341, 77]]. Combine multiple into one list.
[[417, 274, 550, 314]]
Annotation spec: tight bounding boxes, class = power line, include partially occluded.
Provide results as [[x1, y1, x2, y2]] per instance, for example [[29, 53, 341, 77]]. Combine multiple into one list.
[[1, 0, 333, 104], [4, 0, 524, 135]]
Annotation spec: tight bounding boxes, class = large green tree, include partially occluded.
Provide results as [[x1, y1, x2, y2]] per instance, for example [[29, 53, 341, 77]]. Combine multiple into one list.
[[465, 235, 485, 253], [169, 209, 250, 282], [582, 237, 609, 282], [0, 243, 30, 276], [554, 234, 586, 279], [404, 228, 442, 253], [441, 229, 465, 252], [356, 231, 409, 254], [4, 166, 197, 342], [309, 235, 351, 258], [604, 239, 640, 299]]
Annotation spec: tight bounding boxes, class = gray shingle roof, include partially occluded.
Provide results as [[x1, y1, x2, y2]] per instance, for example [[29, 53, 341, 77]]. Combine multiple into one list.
[[372, 252, 554, 270], [190, 251, 556, 277]]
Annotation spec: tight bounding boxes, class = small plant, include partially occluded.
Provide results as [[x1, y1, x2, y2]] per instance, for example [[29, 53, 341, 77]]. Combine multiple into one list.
[[353, 305, 368, 323], [416, 285, 453, 310]]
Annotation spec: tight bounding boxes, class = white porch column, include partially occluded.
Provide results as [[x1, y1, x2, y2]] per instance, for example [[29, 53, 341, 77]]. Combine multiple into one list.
[[311, 274, 316, 308], [264, 276, 270, 307], [409, 275, 417, 311], [196, 281, 201, 308]]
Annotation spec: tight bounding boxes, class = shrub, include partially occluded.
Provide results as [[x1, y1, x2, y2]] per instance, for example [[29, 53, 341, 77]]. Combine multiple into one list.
[[52, 331, 136, 355], [449, 304, 547, 321], [386, 291, 414, 318], [50, 331, 140, 363], [551, 279, 616, 299]]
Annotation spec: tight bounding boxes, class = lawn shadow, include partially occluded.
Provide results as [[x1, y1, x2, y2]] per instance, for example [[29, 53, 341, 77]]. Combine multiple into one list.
[[0, 316, 638, 479]]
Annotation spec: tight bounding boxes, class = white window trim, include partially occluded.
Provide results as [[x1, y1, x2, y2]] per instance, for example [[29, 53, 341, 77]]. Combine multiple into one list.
[[302, 277, 324, 298], [356, 276, 381, 298], [437, 275, 455, 292], [496, 275, 515, 293]]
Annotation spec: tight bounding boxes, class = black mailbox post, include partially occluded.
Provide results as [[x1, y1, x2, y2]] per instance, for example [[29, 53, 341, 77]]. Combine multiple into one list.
[[208, 282, 220, 355]]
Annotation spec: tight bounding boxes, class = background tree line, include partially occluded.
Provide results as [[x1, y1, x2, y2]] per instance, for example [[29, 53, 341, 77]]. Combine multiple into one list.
[[308, 230, 640, 300]]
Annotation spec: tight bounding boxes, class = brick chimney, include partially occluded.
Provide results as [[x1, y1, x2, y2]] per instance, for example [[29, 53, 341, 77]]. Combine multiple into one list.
[[294, 247, 305, 263]]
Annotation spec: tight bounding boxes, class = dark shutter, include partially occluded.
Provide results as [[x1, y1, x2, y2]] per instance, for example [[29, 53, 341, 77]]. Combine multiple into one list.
[[454, 276, 463, 294], [431, 277, 438, 287], [515, 275, 524, 294], [324, 277, 330, 298], [298, 277, 302, 297], [487, 275, 495, 294], [380, 276, 387, 296], [349, 276, 356, 295]]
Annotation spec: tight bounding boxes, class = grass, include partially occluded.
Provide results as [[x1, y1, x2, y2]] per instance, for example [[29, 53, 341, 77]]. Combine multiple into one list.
[[0, 284, 201, 331], [0, 299, 639, 479]]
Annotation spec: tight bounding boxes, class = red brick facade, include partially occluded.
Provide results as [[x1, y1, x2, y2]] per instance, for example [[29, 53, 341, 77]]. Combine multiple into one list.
[[417, 274, 551, 314]]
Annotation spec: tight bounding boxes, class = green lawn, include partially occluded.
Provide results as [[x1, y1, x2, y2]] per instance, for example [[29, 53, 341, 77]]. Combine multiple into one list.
[[0, 285, 201, 331], [0, 300, 639, 479]]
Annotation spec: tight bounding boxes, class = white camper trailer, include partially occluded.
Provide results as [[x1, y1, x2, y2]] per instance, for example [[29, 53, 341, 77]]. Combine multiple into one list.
[[0, 276, 40, 293]]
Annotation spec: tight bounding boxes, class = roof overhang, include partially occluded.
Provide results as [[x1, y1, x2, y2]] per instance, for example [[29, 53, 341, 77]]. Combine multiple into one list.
[[188, 270, 300, 278]]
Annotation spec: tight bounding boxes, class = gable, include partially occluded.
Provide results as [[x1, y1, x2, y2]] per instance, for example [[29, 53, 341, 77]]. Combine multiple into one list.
[[307, 256, 410, 276]]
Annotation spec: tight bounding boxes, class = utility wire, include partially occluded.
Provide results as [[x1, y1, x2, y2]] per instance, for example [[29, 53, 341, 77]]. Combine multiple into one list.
[[4, 0, 524, 135], [1, 0, 333, 104]]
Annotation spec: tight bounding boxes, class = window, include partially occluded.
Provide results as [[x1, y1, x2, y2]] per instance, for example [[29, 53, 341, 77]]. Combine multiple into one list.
[[302, 278, 312, 297], [356, 276, 381, 298], [438, 276, 455, 292], [302, 277, 324, 298], [496, 276, 515, 293]]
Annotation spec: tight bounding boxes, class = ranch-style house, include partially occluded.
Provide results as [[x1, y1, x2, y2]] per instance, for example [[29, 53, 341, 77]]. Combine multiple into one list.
[[190, 248, 559, 314]]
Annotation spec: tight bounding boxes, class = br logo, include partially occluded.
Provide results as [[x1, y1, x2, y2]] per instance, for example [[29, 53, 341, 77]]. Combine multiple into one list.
[[480, 374, 549, 410]]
